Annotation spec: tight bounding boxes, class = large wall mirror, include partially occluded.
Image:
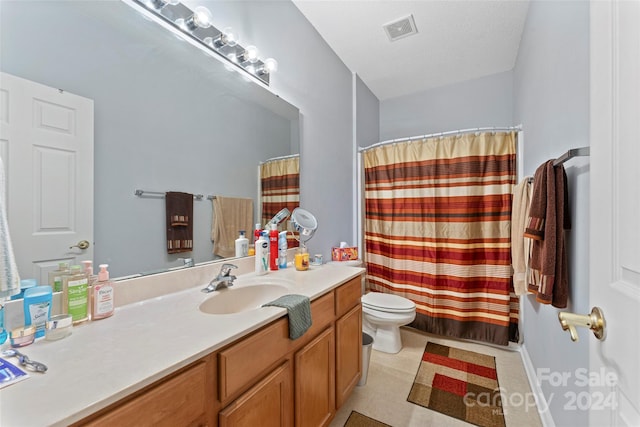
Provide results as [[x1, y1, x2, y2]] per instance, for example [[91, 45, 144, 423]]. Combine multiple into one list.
[[0, 1, 300, 281]]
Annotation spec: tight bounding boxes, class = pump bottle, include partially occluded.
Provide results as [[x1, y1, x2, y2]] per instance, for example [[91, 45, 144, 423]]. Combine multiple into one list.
[[235, 231, 249, 257], [92, 264, 114, 320]]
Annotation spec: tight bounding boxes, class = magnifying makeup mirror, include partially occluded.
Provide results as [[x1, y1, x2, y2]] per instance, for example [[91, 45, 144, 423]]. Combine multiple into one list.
[[290, 207, 318, 247]]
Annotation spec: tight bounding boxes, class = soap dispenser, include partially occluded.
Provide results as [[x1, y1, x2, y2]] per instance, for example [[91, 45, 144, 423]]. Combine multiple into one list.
[[92, 264, 114, 320], [235, 230, 249, 257]]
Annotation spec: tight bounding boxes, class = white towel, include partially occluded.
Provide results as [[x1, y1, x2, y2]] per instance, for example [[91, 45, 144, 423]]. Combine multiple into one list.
[[0, 157, 21, 298], [511, 176, 533, 296]]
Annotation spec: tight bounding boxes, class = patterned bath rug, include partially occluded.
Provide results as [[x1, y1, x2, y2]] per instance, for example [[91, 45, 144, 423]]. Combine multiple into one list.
[[407, 342, 506, 427], [343, 410, 391, 427]]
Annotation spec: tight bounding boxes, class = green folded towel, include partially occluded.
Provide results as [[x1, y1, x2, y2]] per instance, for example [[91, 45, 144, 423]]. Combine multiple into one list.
[[262, 294, 312, 340]]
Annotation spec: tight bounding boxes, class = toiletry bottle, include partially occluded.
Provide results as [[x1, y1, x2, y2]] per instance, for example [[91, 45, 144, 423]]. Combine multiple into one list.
[[48, 262, 69, 292], [92, 264, 115, 320], [235, 230, 249, 257], [63, 265, 89, 325], [255, 235, 269, 275], [254, 223, 262, 244], [278, 231, 288, 269], [81, 260, 98, 287], [0, 300, 8, 344], [295, 247, 310, 271], [23, 285, 53, 339], [269, 223, 279, 271]]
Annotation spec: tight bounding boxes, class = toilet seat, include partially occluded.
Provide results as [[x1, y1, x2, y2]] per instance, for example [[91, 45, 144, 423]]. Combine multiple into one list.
[[361, 292, 415, 314]]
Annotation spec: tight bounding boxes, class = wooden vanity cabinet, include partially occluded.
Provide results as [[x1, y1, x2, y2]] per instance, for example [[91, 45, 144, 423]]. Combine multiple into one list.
[[219, 361, 293, 427], [76, 353, 217, 427], [75, 274, 363, 427], [295, 326, 335, 427]]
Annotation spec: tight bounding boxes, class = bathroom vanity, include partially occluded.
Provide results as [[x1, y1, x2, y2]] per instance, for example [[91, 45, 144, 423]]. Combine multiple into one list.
[[0, 260, 364, 427]]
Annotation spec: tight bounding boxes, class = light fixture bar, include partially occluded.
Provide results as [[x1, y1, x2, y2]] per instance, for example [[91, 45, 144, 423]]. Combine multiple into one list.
[[122, 0, 274, 86]]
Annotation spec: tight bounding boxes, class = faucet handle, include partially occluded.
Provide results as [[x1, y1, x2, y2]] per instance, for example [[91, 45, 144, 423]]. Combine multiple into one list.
[[219, 263, 238, 276]]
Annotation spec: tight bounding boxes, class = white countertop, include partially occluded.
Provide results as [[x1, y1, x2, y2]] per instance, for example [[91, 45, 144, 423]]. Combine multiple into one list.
[[0, 263, 364, 427]]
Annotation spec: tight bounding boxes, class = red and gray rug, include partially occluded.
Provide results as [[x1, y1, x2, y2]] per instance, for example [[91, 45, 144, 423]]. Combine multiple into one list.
[[407, 342, 506, 427]]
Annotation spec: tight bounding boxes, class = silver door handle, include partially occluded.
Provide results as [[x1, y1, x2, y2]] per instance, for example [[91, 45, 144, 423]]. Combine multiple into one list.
[[70, 240, 90, 250], [558, 307, 606, 342]]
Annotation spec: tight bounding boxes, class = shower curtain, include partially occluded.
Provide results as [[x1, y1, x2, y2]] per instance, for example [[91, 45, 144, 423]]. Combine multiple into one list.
[[363, 132, 519, 345], [260, 155, 300, 247]]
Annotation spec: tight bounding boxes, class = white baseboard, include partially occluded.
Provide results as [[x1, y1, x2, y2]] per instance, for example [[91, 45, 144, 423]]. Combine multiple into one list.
[[520, 343, 556, 427]]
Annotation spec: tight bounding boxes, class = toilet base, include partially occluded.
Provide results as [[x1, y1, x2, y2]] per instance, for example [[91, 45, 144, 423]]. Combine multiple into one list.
[[363, 314, 412, 354], [371, 324, 403, 354]]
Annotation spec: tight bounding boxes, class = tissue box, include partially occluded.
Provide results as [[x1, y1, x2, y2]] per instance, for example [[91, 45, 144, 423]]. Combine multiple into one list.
[[331, 247, 358, 261]]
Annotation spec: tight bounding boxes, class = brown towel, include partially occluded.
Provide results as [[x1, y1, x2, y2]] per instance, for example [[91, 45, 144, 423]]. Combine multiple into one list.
[[166, 192, 193, 254], [524, 160, 571, 307], [211, 196, 253, 258]]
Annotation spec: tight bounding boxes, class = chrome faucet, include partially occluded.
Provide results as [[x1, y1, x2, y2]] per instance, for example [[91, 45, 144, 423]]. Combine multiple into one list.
[[201, 263, 238, 293], [179, 257, 194, 268]]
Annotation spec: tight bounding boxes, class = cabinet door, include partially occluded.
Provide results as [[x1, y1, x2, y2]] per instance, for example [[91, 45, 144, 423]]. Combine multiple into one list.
[[219, 361, 293, 427], [335, 304, 362, 409], [295, 327, 335, 427]]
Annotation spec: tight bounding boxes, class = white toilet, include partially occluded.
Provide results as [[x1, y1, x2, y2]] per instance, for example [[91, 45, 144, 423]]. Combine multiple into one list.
[[361, 292, 416, 354]]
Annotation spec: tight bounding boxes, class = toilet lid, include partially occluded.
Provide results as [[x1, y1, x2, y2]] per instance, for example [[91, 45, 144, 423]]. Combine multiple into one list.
[[361, 292, 415, 313]]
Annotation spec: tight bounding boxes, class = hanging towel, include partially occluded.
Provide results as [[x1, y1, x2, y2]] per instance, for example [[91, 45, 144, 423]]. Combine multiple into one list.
[[0, 158, 21, 298], [211, 196, 253, 258], [524, 160, 571, 308], [165, 192, 193, 254], [262, 294, 312, 340], [511, 176, 533, 296]]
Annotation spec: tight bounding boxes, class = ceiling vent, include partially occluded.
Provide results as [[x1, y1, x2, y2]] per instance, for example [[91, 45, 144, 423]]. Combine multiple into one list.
[[383, 14, 418, 42]]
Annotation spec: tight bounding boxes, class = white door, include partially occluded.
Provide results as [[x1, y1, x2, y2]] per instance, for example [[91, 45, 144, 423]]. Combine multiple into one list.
[[0, 72, 94, 286], [590, 1, 640, 426]]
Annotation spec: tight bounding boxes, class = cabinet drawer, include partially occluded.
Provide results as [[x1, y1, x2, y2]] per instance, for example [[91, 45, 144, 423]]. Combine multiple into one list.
[[219, 291, 335, 403], [82, 361, 209, 427], [335, 276, 362, 318]]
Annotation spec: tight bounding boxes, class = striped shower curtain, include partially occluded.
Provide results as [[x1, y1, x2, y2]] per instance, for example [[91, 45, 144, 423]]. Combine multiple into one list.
[[363, 132, 519, 345], [260, 155, 300, 247]]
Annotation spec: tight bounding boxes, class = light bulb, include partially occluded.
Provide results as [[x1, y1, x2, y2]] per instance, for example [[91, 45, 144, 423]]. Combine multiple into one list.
[[183, 6, 212, 31], [192, 6, 212, 28], [263, 58, 278, 73], [241, 45, 259, 64]]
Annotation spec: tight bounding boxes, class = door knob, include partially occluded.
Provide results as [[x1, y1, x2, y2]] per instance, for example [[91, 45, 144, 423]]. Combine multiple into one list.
[[558, 307, 606, 342], [70, 240, 90, 250]]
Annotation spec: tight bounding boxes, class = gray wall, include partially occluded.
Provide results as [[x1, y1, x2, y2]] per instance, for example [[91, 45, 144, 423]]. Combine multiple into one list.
[[356, 75, 381, 148], [379, 71, 514, 142], [513, 1, 590, 426], [1, 1, 295, 278]]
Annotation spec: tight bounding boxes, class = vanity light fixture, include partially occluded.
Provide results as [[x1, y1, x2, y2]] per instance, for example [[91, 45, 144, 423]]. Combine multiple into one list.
[[146, 0, 179, 11], [123, 0, 277, 86]]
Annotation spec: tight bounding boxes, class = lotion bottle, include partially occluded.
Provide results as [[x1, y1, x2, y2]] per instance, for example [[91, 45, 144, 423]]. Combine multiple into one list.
[[269, 223, 279, 271], [235, 230, 249, 257], [255, 235, 269, 275], [48, 262, 69, 292], [92, 264, 114, 320]]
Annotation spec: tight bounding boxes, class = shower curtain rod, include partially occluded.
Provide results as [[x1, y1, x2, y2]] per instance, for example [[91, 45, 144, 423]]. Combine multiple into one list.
[[259, 153, 299, 165], [358, 125, 523, 152]]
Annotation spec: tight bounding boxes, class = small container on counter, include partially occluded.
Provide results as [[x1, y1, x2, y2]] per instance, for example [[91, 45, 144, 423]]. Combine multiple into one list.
[[295, 247, 309, 271], [45, 314, 73, 341], [10, 326, 36, 348]]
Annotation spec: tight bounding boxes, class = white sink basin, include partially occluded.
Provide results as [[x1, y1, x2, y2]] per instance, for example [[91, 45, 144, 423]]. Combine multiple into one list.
[[199, 284, 291, 315]]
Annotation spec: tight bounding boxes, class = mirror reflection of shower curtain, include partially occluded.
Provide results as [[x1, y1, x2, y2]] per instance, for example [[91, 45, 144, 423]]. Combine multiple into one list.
[[363, 132, 519, 345], [260, 155, 300, 248]]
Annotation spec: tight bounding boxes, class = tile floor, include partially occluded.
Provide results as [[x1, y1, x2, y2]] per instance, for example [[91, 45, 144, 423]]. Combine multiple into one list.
[[330, 327, 543, 427]]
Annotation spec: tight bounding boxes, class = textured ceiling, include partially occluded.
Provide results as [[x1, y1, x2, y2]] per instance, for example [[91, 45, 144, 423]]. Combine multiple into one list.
[[293, 0, 530, 101]]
